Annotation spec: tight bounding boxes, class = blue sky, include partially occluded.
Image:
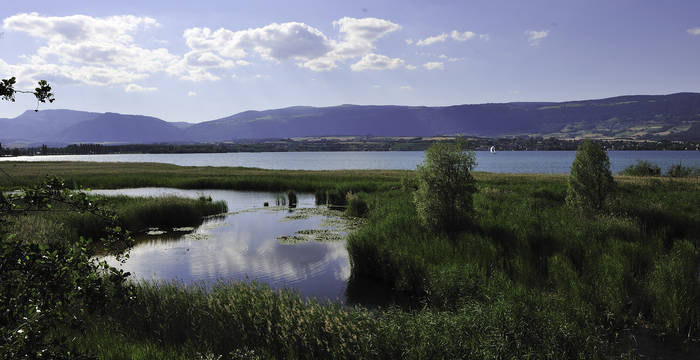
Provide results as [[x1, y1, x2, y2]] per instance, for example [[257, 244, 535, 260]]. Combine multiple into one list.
[[1, 0, 699, 123]]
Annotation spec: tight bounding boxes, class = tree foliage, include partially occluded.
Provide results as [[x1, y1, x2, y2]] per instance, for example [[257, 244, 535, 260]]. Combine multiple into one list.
[[1, 177, 133, 359], [566, 140, 615, 212], [1, 76, 55, 110], [414, 140, 477, 232]]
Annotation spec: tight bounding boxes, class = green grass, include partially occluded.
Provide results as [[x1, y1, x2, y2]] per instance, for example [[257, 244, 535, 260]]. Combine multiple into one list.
[[76, 280, 606, 359], [347, 174, 700, 339], [1, 195, 227, 245], [0, 161, 405, 193]]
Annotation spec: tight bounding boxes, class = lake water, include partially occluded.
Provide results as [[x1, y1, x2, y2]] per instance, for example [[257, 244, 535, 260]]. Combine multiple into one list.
[[94, 188, 351, 302], [2, 151, 698, 173]]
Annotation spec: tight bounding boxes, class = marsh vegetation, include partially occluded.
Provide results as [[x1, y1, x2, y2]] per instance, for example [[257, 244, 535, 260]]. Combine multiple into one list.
[[1, 148, 698, 358]]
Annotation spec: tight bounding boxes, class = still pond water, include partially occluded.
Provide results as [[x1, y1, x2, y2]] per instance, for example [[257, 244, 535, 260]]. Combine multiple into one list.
[[95, 188, 351, 302], [4, 150, 699, 173]]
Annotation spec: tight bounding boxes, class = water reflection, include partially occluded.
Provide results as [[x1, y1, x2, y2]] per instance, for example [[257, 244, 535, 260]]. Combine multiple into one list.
[[98, 188, 350, 302]]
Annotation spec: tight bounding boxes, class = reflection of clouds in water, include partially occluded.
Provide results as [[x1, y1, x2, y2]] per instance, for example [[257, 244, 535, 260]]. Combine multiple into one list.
[[107, 206, 350, 300]]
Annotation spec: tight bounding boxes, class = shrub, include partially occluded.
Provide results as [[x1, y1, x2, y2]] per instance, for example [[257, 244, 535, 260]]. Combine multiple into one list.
[[665, 163, 699, 178], [346, 193, 369, 217], [619, 160, 661, 177], [566, 140, 615, 212], [413, 141, 477, 232]]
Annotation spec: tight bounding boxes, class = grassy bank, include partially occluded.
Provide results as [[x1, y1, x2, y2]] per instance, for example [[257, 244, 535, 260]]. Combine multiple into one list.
[[0, 161, 405, 193], [75, 280, 606, 359], [2, 195, 227, 244]]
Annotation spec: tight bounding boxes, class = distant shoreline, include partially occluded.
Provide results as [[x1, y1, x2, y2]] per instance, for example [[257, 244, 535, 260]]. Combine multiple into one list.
[[1, 136, 698, 156]]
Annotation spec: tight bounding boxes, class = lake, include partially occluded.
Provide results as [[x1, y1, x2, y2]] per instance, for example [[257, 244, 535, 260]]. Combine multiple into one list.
[[95, 188, 352, 302], [2, 150, 699, 173]]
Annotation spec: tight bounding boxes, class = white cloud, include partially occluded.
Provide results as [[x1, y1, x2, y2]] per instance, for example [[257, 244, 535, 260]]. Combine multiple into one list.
[[423, 61, 444, 70], [3, 12, 158, 43], [450, 30, 476, 41], [405, 38, 413, 45], [405, 64, 417, 70], [187, 91, 197, 96], [438, 54, 448, 59], [124, 83, 157, 92], [184, 22, 333, 62], [351, 53, 404, 71], [416, 30, 486, 46], [688, 27, 700, 35], [372, 84, 381, 88], [182, 17, 402, 72], [2, 13, 178, 88], [447, 57, 463, 62], [400, 85, 413, 91], [2, 14, 407, 89], [416, 33, 448, 46], [0, 57, 149, 86], [525, 30, 549, 46]]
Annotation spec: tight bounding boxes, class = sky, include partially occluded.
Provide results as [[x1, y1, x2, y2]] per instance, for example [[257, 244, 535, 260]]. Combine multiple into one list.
[[1, 0, 699, 123]]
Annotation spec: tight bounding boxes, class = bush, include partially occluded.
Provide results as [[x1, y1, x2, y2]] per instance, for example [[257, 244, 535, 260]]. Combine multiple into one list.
[[566, 140, 615, 212], [620, 160, 661, 177], [665, 163, 699, 178], [413, 141, 477, 232], [346, 193, 369, 217]]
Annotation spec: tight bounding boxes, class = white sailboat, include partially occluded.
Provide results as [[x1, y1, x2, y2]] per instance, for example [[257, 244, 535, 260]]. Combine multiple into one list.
[[490, 145, 496, 154]]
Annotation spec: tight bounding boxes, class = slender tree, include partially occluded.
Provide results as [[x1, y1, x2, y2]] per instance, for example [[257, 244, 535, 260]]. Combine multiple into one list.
[[566, 140, 615, 212]]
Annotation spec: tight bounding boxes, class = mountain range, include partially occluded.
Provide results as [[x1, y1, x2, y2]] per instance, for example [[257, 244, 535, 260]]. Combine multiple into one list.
[[1, 92, 699, 146]]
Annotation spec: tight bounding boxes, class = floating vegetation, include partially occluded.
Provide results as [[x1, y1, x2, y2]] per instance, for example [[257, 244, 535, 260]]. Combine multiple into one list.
[[277, 207, 363, 244], [146, 229, 167, 236], [320, 216, 365, 232], [281, 207, 344, 221], [277, 229, 343, 244], [183, 233, 208, 241], [277, 235, 308, 244], [172, 227, 195, 232]]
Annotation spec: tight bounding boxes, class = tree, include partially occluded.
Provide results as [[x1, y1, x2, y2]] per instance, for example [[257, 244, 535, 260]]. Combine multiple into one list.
[[1, 177, 133, 358], [414, 139, 477, 232], [1, 77, 55, 111], [566, 140, 615, 212]]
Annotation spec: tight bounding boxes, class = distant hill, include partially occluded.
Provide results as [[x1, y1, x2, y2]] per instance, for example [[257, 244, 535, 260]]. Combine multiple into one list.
[[188, 93, 700, 141], [58, 113, 189, 143], [1, 93, 699, 145], [0, 109, 101, 144]]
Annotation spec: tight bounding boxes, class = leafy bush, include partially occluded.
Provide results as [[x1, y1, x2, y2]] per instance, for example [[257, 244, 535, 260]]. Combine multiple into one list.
[[566, 140, 615, 212], [0, 177, 133, 359], [665, 163, 700, 178], [414, 141, 477, 232], [620, 160, 661, 177]]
